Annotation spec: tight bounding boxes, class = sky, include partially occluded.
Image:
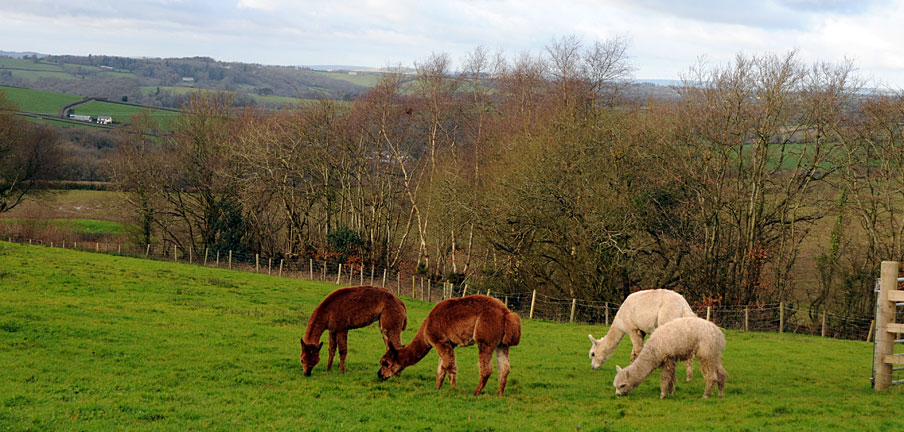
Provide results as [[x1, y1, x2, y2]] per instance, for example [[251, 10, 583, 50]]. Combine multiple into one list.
[[2, 0, 903, 87]]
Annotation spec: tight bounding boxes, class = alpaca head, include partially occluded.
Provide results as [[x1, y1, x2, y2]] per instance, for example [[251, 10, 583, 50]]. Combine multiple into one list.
[[588, 334, 613, 370], [377, 341, 404, 380], [613, 365, 638, 396], [299, 338, 323, 376]]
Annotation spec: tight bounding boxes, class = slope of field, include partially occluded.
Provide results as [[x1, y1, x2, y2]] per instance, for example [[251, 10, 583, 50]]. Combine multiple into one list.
[[0, 85, 81, 113], [73, 100, 180, 127], [0, 242, 901, 431]]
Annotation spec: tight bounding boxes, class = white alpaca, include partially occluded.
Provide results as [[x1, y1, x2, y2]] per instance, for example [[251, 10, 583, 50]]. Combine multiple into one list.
[[613, 317, 727, 399], [588, 289, 696, 380]]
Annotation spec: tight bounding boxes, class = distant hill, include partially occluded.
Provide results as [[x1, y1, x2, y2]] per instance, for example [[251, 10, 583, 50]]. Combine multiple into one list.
[[0, 50, 48, 59], [0, 53, 375, 109]]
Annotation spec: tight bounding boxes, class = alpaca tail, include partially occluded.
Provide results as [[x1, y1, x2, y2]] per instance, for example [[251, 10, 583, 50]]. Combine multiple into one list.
[[502, 312, 522, 347]]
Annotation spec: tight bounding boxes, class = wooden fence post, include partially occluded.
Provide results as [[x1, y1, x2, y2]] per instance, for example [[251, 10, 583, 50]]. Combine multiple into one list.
[[570, 298, 576, 323], [427, 280, 432, 303], [360, 266, 364, 286], [268, 258, 272, 275], [337, 264, 343, 285], [322, 263, 326, 281], [255, 254, 260, 273], [228, 250, 232, 269], [504, 296, 508, 309], [216, 250, 220, 267], [821, 311, 827, 337], [605, 304, 610, 327], [529, 290, 537, 319], [279, 259, 284, 277], [188, 246, 192, 264], [370, 267, 375, 286], [118, 244, 121, 254], [706, 306, 711, 321], [96, 242, 99, 252], [173, 244, 177, 262], [62, 241, 66, 248], [146, 244, 150, 257], [867, 320, 875, 342], [412, 276, 416, 298], [874, 260, 899, 391], [745, 306, 749, 331], [310, 259, 314, 280], [204, 248, 209, 266], [462, 284, 468, 297], [382, 269, 387, 287], [779, 302, 784, 333]]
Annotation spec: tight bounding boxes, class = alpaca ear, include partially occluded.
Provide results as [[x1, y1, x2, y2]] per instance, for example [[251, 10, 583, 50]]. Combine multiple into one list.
[[615, 365, 622, 373], [387, 341, 398, 355], [316, 341, 323, 350], [588, 334, 597, 345]]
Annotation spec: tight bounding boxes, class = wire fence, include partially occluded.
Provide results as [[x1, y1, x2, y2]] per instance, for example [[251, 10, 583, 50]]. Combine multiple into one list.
[[3, 234, 886, 343]]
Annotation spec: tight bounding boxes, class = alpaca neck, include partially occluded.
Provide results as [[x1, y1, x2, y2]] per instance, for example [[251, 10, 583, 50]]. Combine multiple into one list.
[[598, 322, 627, 358], [624, 345, 662, 383], [303, 310, 328, 345], [397, 328, 433, 367]]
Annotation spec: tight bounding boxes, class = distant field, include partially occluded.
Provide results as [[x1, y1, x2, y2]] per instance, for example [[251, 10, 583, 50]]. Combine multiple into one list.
[[0, 218, 126, 236], [314, 70, 384, 87], [0, 58, 136, 81], [141, 85, 318, 106], [0, 85, 81, 113], [0, 57, 66, 72], [0, 242, 901, 431], [2, 190, 128, 223], [73, 100, 180, 127]]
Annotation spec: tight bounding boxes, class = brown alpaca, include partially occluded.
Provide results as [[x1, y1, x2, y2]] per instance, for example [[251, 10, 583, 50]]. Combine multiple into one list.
[[377, 295, 522, 396], [299, 286, 407, 376]]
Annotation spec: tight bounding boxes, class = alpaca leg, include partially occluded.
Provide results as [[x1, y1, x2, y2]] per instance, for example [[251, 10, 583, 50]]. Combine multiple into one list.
[[685, 356, 694, 382], [495, 346, 511, 396], [717, 364, 727, 397], [326, 331, 338, 371], [474, 345, 494, 396], [700, 359, 716, 398], [628, 330, 645, 362], [660, 358, 677, 399], [436, 358, 447, 388], [337, 331, 349, 373], [434, 344, 457, 389]]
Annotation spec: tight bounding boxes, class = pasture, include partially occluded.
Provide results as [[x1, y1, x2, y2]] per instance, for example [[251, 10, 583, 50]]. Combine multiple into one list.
[[0, 85, 82, 114], [0, 242, 901, 431]]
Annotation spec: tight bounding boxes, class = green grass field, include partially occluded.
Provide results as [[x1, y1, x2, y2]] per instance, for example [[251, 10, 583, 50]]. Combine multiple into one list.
[[0, 218, 126, 236], [314, 71, 384, 87], [72, 100, 180, 128], [0, 242, 901, 431], [0, 85, 82, 114]]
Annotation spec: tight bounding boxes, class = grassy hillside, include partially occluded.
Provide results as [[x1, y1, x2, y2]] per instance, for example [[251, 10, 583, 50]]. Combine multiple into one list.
[[0, 242, 901, 431], [0, 85, 81, 113], [73, 100, 179, 127]]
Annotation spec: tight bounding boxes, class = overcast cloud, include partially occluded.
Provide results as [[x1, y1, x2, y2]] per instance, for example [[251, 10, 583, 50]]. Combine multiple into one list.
[[1, 0, 901, 87]]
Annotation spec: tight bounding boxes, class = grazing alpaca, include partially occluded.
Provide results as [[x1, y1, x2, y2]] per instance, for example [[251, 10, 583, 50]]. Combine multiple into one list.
[[613, 317, 727, 399], [588, 289, 696, 381], [377, 295, 522, 396], [299, 286, 407, 376]]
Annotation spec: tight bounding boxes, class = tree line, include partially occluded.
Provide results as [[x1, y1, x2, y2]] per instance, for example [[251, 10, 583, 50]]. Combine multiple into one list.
[[100, 37, 904, 318]]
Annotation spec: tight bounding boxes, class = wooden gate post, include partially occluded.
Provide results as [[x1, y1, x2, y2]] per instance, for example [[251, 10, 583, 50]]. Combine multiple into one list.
[[570, 298, 576, 323], [874, 260, 900, 391]]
